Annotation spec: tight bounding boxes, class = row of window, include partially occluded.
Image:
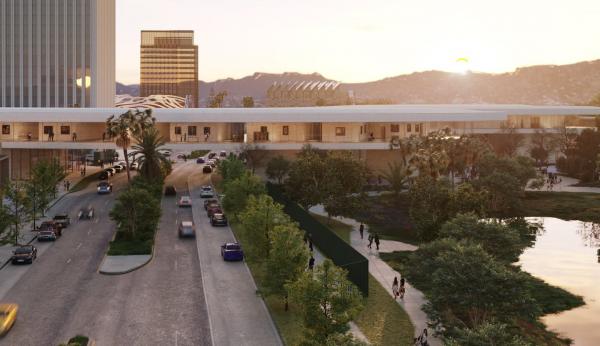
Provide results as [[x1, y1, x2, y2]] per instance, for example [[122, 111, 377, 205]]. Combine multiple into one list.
[[174, 126, 211, 136], [1, 124, 74, 136]]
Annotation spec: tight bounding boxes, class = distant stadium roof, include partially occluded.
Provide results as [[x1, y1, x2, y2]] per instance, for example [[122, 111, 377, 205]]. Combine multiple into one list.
[[115, 94, 188, 109]]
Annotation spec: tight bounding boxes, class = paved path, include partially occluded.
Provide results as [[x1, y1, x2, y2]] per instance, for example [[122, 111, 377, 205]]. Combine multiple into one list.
[[188, 165, 282, 346], [309, 205, 442, 346], [527, 175, 600, 193]]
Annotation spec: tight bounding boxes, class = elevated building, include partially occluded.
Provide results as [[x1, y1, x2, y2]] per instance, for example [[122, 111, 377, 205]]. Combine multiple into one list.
[[267, 81, 349, 107]]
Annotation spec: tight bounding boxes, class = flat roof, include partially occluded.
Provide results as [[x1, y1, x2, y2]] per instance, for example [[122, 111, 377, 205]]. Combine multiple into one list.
[[0, 104, 599, 123]]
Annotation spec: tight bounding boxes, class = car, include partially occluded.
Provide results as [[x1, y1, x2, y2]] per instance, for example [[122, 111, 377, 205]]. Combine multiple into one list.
[[104, 167, 116, 175], [221, 242, 244, 261], [98, 171, 109, 180], [78, 206, 95, 220], [164, 185, 177, 196], [39, 221, 62, 236], [38, 230, 57, 242], [207, 205, 223, 218], [53, 213, 70, 228], [178, 221, 196, 238], [203, 199, 219, 210], [219, 150, 227, 158], [207, 159, 217, 168], [97, 181, 112, 194], [0, 304, 18, 336], [196, 157, 206, 164], [129, 162, 138, 170], [210, 213, 228, 227], [178, 196, 192, 208], [203, 165, 212, 174], [200, 185, 214, 198], [208, 152, 217, 159], [112, 164, 124, 172], [11, 245, 37, 264]]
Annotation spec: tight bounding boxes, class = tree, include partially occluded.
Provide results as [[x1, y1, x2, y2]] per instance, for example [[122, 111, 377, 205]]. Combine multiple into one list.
[[266, 155, 291, 184], [208, 91, 227, 108], [488, 122, 524, 157], [106, 109, 155, 182], [217, 156, 246, 186], [448, 183, 489, 217], [322, 152, 369, 220], [222, 172, 266, 217], [1, 181, 31, 245], [129, 127, 169, 182], [239, 143, 268, 173], [287, 259, 363, 345], [529, 129, 559, 166], [239, 194, 290, 258], [285, 146, 328, 210], [408, 176, 452, 241], [242, 96, 255, 108], [27, 159, 63, 228], [447, 322, 531, 346], [379, 161, 411, 196], [264, 223, 310, 310], [110, 188, 161, 240], [572, 128, 600, 181]]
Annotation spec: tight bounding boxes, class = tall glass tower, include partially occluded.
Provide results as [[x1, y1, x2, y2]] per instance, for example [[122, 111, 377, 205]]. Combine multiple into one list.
[[0, 0, 115, 108]]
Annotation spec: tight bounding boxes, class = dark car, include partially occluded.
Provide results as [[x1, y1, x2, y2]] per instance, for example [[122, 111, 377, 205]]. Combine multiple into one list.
[[97, 181, 112, 194], [221, 242, 244, 261], [203, 199, 219, 210], [164, 185, 177, 196], [196, 157, 206, 164], [207, 205, 223, 218], [208, 152, 217, 159], [210, 213, 228, 227], [39, 221, 62, 237], [11, 245, 37, 264], [178, 221, 196, 238], [202, 165, 212, 174], [38, 230, 57, 242], [78, 207, 95, 220], [98, 171, 109, 180], [219, 150, 227, 158], [53, 213, 70, 228]]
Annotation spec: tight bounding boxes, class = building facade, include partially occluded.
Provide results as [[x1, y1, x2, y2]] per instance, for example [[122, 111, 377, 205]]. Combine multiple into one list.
[[0, 0, 115, 108], [140, 31, 199, 107], [267, 81, 349, 107]]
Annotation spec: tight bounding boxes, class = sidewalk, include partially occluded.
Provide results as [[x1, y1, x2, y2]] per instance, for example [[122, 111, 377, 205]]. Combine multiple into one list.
[[309, 205, 442, 346], [527, 175, 600, 193]]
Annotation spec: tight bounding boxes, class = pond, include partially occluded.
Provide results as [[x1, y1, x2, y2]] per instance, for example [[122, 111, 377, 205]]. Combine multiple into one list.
[[519, 217, 600, 346]]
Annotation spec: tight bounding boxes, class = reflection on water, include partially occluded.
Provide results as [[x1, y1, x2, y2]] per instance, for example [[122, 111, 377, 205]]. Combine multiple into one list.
[[519, 218, 600, 346]]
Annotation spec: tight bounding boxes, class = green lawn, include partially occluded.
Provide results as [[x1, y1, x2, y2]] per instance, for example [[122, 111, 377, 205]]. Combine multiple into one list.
[[517, 191, 600, 222], [107, 237, 153, 255], [310, 213, 352, 244]]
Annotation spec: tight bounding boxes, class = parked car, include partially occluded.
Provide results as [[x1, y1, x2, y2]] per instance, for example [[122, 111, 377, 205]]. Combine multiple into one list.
[[200, 185, 214, 198], [207, 205, 223, 217], [112, 164, 124, 173], [97, 181, 112, 194], [208, 152, 217, 159], [38, 230, 57, 242], [203, 199, 219, 210], [104, 167, 116, 175], [221, 242, 244, 261], [178, 196, 192, 208], [196, 157, 206, 164], [210, 213, 228, 227], [219, 150, 227, 158], [11, 245, 37, 264], [164, 185, 177, 196], [53, 213, 70, 228], [129, 162, 138, 170], [78, 207, 95, 220], [0, 304, 18, 336], [98, 171, 109, 180], [203, 165, 212, 174], [178, 221, 196, 238], [39, 221, 62, 236], [207, 159, 217, 168]]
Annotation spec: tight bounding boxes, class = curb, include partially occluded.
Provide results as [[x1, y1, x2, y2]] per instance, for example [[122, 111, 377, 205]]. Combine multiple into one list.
[[98, 228, 157, 276]]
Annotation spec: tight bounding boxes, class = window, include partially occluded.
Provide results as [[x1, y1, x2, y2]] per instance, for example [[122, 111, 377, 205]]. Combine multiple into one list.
[[43, 126, 53, 134], [260, 126, 268, 133], [360, 126, 363, 134], [188, 126, 197, 136], [61, 126, 70, 135], [531, 117, 541, 129], [282, 126, 289, 136], [335, 127, 346, 136], [390, 124, 399, 133], [1, 125, 9, 135], [174, 126, 182, 135], [204, 127, 211, 135], [406, 124, 411, 132], [415, 124, 421, 133]]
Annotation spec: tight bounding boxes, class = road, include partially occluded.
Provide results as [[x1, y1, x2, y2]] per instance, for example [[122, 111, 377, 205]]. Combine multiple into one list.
[[0, 163, 211, 346]]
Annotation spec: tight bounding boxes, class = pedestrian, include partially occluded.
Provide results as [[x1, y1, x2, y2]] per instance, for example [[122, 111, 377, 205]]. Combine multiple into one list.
[[72, 132, 77, 142], [417, 329, 428, 346], [308, 256, 315, 271], [392, 277, 399, 300], [205, 133, 209, 142], [400, 277, 406, 299], [27, 132, 32, 141], [374, 233, 380, 250], [83, 165, 86, 175], [367, 233, 373, 249], [308, 239, 313, 252], [359, 223, 364, 239], [184, 133, 187, 142], [303, 232, 308, 245], [102, 132, 106, 142], [66, 181, 70, 191]]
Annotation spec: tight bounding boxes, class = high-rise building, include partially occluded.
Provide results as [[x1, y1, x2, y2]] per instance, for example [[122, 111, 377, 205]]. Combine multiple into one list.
[[0, 0, 115, 108], [140, 30, 198, 107]]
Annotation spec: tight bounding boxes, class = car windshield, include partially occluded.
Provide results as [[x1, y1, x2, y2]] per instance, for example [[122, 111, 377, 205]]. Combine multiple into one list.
[[55, 214, 67, 218], [99, 182, 109, 187], [202, 186, 212, 191], [15, 248, 31, 254], [226, 244, 240, 250], [40, 231, 53, 235]]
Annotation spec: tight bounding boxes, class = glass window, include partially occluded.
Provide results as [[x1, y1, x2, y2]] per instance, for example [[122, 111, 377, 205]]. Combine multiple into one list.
[[188, 126, 197, 136], [1, 125, 10, 135], [406, 124, 412, 132], [335, 127, 346, 136], [391, 124, 399, 133], [415, 124, 421, 133], [282, 126, 289, 136], [61, 126, 71, 135], [43, 126, 53, 134], [531, 117, 541, 128], [174, 126, 181, 135], [204, 127, 211, 135]]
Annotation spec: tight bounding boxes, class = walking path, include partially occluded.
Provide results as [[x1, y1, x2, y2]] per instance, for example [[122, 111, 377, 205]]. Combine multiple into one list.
[[526, 175, 600, 193], [309, 205, 442, 346]]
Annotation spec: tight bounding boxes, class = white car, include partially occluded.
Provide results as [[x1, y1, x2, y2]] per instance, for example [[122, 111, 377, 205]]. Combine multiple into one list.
[[129, 162, 138, 170], [200, 186, 214, 198], [178, 196, 192, 208], [112, 164, 124, 172]]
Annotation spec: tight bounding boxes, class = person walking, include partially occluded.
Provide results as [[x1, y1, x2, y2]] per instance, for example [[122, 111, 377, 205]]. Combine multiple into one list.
[[400, 277, 406, 299], [416, 329, 428, 346], [359, 223, 364, 239], [308, 256, 315, 271], [367, 233, 373, 249], [308, 239, 313, 252], [374, 233, 380, 251], [72, 132, 77, 142], [102, 132, 106, 142], [392, 277, 399, 300]]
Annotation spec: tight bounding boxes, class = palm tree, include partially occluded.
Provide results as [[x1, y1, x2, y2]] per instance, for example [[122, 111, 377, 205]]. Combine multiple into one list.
[[106, 109, 155, 182], [380, 161, 412, 197], [130, 127, 169, 181]]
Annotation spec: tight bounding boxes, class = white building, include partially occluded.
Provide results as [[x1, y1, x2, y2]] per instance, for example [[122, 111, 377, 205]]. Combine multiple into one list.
[[0, 0, 115, 108]]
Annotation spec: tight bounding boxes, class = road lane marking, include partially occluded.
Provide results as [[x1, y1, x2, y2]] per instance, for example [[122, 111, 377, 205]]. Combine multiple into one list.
[[175, 259, 178, 271], [175, 331, 178, 346], [66, 258, 71, 264], [88, 228, 92, 235]]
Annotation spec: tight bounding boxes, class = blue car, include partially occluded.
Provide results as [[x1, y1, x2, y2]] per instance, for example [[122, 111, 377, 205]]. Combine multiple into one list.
[[196, 157, 205, 164], [221, 242, 244, 261], [97, 181, 112, 194]]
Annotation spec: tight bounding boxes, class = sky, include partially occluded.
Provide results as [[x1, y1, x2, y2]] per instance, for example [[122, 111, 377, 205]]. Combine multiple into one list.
[[116, 0, 600, 84]]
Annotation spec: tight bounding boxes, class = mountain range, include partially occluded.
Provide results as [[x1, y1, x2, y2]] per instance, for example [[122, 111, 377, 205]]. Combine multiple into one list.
[[116, 59, 600, 106]]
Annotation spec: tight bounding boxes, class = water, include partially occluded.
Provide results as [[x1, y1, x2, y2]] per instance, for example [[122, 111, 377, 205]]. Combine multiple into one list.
[[519, 217, 600, 346]]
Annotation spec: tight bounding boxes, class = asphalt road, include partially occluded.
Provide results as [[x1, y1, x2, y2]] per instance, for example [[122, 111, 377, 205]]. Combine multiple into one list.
[[0, 163, 211, 346]]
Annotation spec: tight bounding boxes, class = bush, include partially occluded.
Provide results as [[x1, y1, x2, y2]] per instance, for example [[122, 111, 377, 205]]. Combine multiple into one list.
[[188, 150, 209, 159]]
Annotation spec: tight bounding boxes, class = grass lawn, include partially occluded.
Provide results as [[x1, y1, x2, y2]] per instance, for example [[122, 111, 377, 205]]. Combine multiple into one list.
[[69, 171, 102, 193], [310, 213, 352, 244], [517, 191, 600, 222], [355, 274, 415, 346], [106, 236, 153, 255], [64, 335, 89, 346], [188, 150, 210, 159]]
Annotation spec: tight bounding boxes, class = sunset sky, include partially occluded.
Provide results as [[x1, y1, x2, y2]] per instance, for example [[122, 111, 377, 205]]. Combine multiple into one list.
[[116, 0, 600, 84]]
